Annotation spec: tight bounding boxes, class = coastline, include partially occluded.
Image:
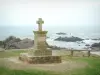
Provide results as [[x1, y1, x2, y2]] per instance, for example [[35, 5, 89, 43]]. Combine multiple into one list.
[[0, 32, 100, 56]]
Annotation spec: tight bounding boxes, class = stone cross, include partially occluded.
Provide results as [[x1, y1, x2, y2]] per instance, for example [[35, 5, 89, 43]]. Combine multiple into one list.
[[36, 18, 44, 31]]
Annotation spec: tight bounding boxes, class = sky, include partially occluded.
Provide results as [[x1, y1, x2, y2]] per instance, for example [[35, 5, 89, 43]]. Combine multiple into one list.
[[0, 0, 100, 34]]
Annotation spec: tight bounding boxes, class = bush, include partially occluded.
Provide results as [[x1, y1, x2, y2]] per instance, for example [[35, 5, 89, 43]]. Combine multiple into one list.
[[0, 41, 3, 46]]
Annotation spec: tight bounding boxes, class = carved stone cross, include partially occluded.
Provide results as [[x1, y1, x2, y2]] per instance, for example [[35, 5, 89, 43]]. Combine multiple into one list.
[[36, 18, 44, 31]]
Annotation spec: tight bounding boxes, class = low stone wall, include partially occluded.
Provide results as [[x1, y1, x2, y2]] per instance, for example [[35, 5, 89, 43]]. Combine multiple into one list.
[[19, 53, 61, 64]]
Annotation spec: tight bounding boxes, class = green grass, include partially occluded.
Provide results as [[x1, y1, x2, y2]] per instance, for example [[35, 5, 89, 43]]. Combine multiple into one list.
[[0, 49, 27, 58], [0, 50, 100, 75], [61, 57, 100, 75], [0, 67, 58, 75]]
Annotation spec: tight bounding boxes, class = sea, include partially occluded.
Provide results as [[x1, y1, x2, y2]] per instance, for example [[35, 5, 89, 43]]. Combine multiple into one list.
[[0, 25, 100, 55]]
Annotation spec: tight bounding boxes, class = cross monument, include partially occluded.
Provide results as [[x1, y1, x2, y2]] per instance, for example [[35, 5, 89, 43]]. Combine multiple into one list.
[[36, 18, 44, 31], [19, 18, 61, 64]]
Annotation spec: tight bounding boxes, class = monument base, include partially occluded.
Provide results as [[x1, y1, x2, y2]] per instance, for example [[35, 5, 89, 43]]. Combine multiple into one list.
[[34, 50, 52, 56], [19, 53, 61, 64]]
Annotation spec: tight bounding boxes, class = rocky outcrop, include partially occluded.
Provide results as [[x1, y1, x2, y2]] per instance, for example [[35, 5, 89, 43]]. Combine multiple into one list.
[[0, 36, 34, 49], [55, 36, 83, 42], [13, 38, 34, 49], [91, 42, 100, 48], [91, 42, 100, 50], [92, 38, 100, 40], [56, 32, 66, 35]]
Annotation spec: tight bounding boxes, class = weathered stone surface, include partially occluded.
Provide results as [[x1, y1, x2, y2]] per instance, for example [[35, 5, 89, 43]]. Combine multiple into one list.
[[34, 49, 52, 56], [19, 53, 61, 64], [33, 31, 48, 50], [36, 18, 44, 31], [33, 30, 52, 56]]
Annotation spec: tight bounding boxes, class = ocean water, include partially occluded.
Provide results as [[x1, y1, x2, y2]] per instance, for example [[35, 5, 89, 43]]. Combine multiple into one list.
[[0, 25, 100, 55], [0, 25, 100, 46], [0, 26, 100, 40], [0, 26, 34, 40], [47, 33, 100, 49]]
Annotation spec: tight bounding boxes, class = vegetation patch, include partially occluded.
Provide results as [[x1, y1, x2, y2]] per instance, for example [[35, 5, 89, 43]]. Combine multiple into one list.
[[0, 50, 100, 75]]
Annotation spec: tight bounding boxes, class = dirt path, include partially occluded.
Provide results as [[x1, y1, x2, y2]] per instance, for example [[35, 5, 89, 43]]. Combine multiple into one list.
[[1, 57, 88, 72]]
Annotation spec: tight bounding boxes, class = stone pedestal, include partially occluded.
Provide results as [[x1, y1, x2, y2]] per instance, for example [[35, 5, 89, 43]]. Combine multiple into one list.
[[32, 31, 52, 56]]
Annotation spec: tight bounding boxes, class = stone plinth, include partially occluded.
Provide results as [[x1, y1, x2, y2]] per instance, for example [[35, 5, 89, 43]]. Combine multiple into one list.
[[34, 49, 52, 56], [19, 53, 61, 64], [32, 31, 52, 56]]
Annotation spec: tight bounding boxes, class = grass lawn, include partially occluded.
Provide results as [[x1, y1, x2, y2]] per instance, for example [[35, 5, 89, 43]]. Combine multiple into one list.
[[0, 49, 27, 58], [0, 49, 100, 75], [0, 67, 58, 75], [63, 57, 100, 75]]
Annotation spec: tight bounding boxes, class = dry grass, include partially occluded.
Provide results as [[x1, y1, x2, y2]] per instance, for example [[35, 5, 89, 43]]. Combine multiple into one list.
[[3, 57, 87, 72]]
